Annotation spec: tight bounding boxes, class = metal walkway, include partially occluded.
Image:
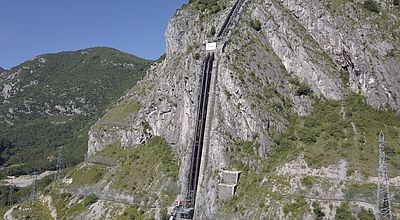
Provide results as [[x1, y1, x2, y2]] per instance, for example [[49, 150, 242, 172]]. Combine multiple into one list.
[[180, 0, 248, 218], [217, 0, 247, 38], [187, 52, 215, 207]]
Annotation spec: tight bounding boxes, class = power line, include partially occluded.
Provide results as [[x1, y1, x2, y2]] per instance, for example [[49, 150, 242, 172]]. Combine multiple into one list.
[[376, 131, 393, 220]]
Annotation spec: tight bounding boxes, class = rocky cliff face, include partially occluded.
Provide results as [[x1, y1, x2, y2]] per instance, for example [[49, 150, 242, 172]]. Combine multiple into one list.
[[88, 0, 400, 219]]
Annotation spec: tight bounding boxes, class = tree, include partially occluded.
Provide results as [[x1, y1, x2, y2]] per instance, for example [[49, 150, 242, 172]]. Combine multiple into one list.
[[364, 0, 381, 13]]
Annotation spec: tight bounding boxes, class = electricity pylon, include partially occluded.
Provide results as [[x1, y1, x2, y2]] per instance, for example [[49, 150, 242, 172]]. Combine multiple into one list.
[[31, 171, 38, 201], [55, 146, 63, 182], [376, 131, 393, 220], [8, 184, 13, 206]]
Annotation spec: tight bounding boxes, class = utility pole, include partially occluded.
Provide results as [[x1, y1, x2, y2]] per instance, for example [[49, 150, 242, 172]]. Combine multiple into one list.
[[376, 131, 393, 220], [55, 146, 63, 182], [31, 171, 38, 201]]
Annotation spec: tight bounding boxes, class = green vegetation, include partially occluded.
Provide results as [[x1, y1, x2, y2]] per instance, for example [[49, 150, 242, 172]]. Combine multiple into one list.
[[296, 83, 313, 96], [342, 183, 376, 201], [142, 120, 152, 131], [0, 206, 9, 218], [48, 189, 99, 218], [312, 202, 325, 220], [223, 138, 293, 218], [193, 52, 201, 60], [357, 208, 375, 220], [250, 19, 262, 31], [302, 176, 317, 188], [83, 193, 98, 206], [66, 163, 107, 186], [364, 0, 381, 13], [290, 77, 313, 96], [24, 136, 178, 219], [0, 185, 31, 207], [99, 137, 178, 194], [5, 191, 115, 220], [0, 174, 53, 209], [222, 94, 400, 217], [270, 94, 400, 176], [283, 196, 308, 216], [156, 53, 166, 63], [325, 0, 347, 14], [11, 201, 53, 220], [89, 136, 179, 211], [99, 101, 141, 125], [228, 140, 262, 172], [229, 20, 399, 220], [335, 202, 353, 220], [0, 47, 152, 177], [208, 26, 216, 38], [187, 0, 228, 15], [115, 205, 152, 220]]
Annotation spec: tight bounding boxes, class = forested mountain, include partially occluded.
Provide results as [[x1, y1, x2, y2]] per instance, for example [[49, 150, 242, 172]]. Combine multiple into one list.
[[0, 47, 152, 176], [3, 0, 400, 219]]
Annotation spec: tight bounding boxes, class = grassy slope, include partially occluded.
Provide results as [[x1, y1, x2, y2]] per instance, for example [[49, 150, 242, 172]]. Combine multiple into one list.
[[7, 190, 101, 220], [98, 137, 179, 191], [4, 136, 178, 219], [97, 101, 142, 126], [62, 136, 179, 218], [0, 47, 152, 176], [222, 94, 400, 218], [10, 201, 53, 220], [46, 189, 100, 219]]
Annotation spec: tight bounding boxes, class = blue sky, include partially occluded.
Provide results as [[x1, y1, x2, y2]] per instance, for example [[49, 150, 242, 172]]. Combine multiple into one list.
[[0, 0, 188, 69]]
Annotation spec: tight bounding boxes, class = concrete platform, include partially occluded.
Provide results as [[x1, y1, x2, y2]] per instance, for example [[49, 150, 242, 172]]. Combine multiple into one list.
[[217, 170, 242, 200], [218, 183, 237, 200], [221, 170, 241, 185]]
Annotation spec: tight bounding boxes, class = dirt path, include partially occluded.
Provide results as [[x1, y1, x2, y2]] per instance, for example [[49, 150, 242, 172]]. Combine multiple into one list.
[[2, 171, 57, 188], [4, 206, 17, 220]]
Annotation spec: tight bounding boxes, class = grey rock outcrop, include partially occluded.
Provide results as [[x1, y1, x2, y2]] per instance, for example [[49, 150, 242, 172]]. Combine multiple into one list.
[[88, 0, 400, 219], [275, 0, 400, 109]]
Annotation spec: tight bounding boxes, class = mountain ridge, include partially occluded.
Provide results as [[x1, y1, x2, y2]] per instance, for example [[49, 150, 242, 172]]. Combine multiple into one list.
[[0, 46, 152, 176], [2, 0, 400, 219], [3, 47, 149, 73]]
